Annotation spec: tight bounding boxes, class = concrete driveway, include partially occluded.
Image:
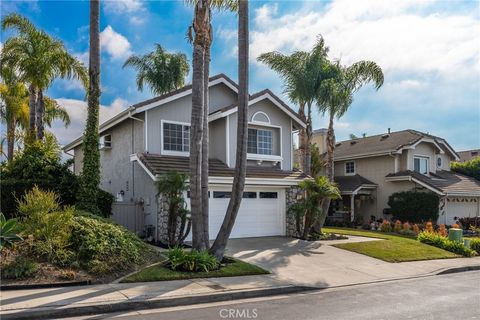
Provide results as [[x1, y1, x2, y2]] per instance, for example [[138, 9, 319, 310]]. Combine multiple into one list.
[[226, 236, 480, 287]]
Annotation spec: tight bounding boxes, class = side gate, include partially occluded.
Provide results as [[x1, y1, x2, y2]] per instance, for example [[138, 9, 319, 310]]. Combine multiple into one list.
[[111, 202, 144, 237]]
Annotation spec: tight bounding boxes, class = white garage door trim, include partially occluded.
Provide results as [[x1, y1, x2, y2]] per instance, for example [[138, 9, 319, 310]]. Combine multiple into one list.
[[185, 187, 286, 240], [444, 196, 480, 225]]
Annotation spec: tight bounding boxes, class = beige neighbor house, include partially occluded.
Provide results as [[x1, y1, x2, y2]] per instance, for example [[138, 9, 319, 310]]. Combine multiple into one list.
[[64, 74, 308, 243], [312, 129, 480, 226], [458, 149, 480, 162]]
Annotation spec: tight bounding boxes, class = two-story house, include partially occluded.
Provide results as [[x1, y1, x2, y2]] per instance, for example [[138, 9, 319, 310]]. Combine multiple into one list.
[[64, 74, 307, 242], [312, 129, 480, 225]]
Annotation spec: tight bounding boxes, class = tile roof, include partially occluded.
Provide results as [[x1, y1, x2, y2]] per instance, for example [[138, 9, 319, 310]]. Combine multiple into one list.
[[457, 149, 480, 162], [334, 174, 377, 193], [385, 170, 480, 196], [137, 153, 309, 181], [331, 129, 458, 159]]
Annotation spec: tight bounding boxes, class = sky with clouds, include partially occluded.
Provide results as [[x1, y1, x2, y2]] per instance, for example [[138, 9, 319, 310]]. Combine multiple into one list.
[[1, 0, 479, 151]]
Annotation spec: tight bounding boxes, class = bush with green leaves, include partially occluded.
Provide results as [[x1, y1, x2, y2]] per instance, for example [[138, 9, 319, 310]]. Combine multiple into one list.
[[417, 231, 476, 257], [451, 157, 480, 181], [70, 213, 149, 274], [166, 247, 219, 272], [388, 191, 439, 223], [0, 212, 23, 249], [2, 256, 38, 279], [470, 238, 480, 254], [18, 187, 75, 265]]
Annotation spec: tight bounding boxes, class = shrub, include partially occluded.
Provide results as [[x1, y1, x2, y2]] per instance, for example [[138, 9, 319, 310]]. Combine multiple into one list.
[[451, 223, 460, 229], [166, 247, 219, 272], [393, 220, 402, 233], [425, 221, 434, 233], [402, 222, 411, 231], [18, 187, 75, 265], [70, 214, 148, 274], [0, 212, 23, 249], [388, 191, 439, 223], [2, 256, 38, 279], [451, 157, 480, 181], [418, 231, 476, 257], [380, 220, 392, 232], [96, 189, 115, 218], [412, 224, 421, 235], [470, 238, 480, 254], [438, 224, 447, 237], [459, 217, 480, 230]]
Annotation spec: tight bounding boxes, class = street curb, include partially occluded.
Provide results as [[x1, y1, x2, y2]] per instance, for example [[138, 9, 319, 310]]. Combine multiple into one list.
[[436, 265, 480, 275], [0, 280, 92, 291], [1, 285, 316, 320]]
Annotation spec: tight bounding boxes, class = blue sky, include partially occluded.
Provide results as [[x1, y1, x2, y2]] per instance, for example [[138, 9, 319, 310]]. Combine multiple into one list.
[[1, 0, 479, 151]]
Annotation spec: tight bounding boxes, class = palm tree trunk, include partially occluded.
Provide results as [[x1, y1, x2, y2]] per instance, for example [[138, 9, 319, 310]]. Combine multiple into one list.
[[297, 101, 307, 172], [304, 102, 313, 176], [27, 84, 37, 141], [36, 89, 45, 140], [190, 0, 209, 251], [201, 42, 211, 249], [316, 111, 335, 232], [6, 118, 15, 161], [210, 0, 249, 261], [78, 0, 101, 214]]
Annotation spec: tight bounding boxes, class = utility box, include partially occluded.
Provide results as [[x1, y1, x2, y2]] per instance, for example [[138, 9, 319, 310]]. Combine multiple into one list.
[[448, 228, 463, 242]]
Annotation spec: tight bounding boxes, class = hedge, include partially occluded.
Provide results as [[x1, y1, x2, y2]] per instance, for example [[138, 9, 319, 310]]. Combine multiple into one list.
[[388, 191, 439, 223]]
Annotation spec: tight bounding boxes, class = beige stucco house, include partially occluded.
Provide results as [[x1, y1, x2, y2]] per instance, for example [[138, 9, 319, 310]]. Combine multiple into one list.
[[312, 129, 480, 225]]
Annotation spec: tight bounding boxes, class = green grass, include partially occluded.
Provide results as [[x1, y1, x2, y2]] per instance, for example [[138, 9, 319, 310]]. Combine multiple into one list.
[[121, 258, 269, 283], [323, 227, 460, 262]]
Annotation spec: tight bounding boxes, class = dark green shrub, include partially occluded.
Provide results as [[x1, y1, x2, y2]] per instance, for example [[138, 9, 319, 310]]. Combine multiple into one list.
[[470, 238, 480, 254], [2, 256, 38, 279], [388, 191, 439, 223], [417, 231, 476, 257], [166, 247, 219, 272], [70, 214, 148, 274], [96, 189, 115, 217]]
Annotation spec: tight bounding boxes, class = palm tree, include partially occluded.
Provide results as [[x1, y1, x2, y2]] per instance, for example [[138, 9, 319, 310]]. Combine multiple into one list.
[[257, 37, 330, 175], [316, 60, 384, 230], [1, 14, 87, 141], [123, 44, 189, 95], [210, 0, 248, 260], [77, 0, 101, 214], [185, 0, 237, 251]]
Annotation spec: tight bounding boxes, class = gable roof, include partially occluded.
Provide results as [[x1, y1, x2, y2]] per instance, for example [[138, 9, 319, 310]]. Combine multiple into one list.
[[330, 129, 459, 161], [385, 170, 480, 196], [334, 174, 377, 194], [64, 73, 305, 152]]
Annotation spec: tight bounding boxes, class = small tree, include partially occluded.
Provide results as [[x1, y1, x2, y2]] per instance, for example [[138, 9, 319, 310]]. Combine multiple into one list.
[[388, 191, 439, 223], [289, 176, 340, 239], [451, 157, 480, 181], [156, 172, 191, 246]]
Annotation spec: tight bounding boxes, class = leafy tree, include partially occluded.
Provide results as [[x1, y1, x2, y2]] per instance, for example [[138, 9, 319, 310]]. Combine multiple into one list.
[[388, 191, 439, 223], [210, 0, 248, 260], [310, 143, 325, 178], [123, 44, 189, 95], [316, 60, 384, 231], [1, 14, 87, 141], [289, 176, 340, 239], [258, 37, 330, 175], [77, 0, 101, 214], [451, 157, 480, 181], [156, 172, 191, 246]]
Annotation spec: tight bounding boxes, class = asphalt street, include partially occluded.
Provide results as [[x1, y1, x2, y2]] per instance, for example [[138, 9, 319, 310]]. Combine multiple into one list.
[[73, 271, 480, 320]]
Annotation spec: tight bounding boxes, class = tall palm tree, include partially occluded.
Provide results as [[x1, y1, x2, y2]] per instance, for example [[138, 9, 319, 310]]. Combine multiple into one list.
[[257, 37, 330, 175], [123, 44, 189, 95], [186, 0, 237, 251], [1, 14, 87, 141], [316, 60, 384, 230], [210, 0, 248, 260], [78, 0, 101, 214]]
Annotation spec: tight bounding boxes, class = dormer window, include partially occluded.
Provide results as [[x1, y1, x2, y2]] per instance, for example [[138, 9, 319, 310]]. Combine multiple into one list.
[[345, 161, 355, 175], [248, 128, 272, 155], [414, 156, 428, 175]]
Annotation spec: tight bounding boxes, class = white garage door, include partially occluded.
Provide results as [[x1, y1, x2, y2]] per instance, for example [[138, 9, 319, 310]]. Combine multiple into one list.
[[186, 188, 286, 239], [445, 197, 479, 225]]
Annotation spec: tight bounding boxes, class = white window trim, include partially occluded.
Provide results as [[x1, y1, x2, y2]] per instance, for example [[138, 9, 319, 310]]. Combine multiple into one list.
[[251, 111, 271, 124], [345, 160, 356, 176], [413, 155, 430, 175], [246, 122, 283, 168], [161, 120, 190, 157]]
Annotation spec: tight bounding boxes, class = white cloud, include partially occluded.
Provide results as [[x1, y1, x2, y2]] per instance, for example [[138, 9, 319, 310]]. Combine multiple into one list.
[[103, 0, 144, 14], [100, 26, 132, 60], [52, 98, 129, 145]]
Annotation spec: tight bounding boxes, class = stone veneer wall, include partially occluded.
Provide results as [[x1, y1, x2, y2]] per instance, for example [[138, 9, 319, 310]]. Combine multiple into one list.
[[286, 186, 304, 237], [156, 193, 187, 245]]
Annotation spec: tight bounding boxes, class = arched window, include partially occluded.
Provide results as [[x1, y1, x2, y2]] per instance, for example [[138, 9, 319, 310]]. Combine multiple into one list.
[[251, 111, 271, 124]]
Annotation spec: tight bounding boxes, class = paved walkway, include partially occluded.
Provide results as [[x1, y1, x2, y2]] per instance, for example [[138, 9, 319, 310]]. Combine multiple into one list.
[[1, 235, 479, 319]]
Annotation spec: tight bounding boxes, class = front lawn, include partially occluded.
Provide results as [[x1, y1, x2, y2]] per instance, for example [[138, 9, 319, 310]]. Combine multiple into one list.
[[121, 258, 269, 283], [323, 227, 460, 262]]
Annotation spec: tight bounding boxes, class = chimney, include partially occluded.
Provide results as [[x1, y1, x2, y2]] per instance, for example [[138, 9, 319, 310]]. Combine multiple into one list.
[[388, 128, 391, 134]]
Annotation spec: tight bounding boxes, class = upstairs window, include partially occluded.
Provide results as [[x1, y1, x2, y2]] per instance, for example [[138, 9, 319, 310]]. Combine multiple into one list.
[[163, 122, 190, 153], [99, 134, 112, 150], [345, 161, 355, 175], [414, 156, 428, 175], [248, 128, 272, 155]]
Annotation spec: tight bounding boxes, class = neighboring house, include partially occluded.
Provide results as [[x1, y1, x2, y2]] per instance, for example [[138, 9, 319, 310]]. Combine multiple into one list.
[[457, 149, 480, 162], [311, 129, 480, 225], [64, 74, 307, 242]]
